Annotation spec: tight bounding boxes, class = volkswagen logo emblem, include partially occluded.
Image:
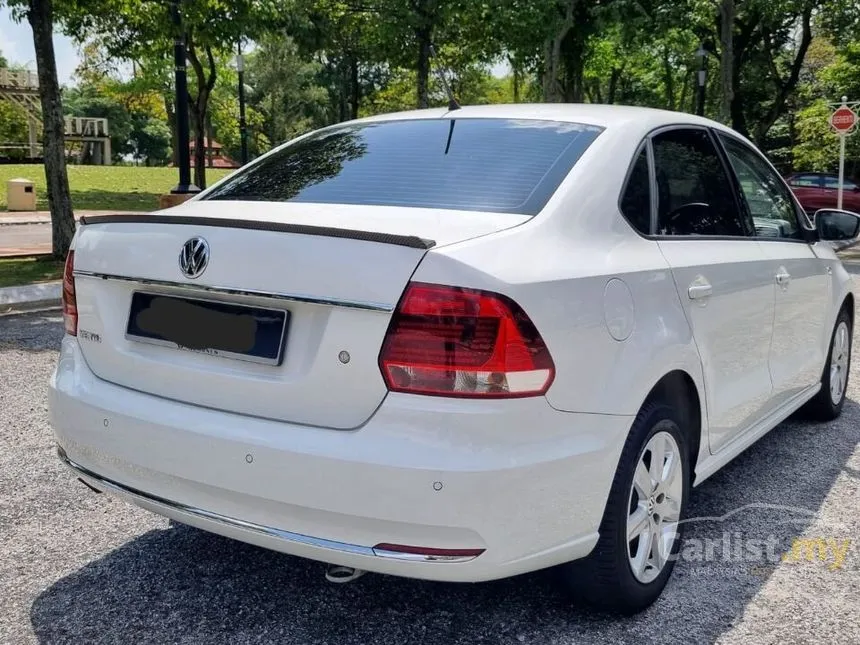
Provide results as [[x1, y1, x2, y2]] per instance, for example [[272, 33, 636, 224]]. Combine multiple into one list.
[[179, 237, 210, 279]]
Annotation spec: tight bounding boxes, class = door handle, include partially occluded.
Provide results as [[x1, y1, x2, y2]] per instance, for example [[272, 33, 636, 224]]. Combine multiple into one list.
[[688, 281, 712, 300]]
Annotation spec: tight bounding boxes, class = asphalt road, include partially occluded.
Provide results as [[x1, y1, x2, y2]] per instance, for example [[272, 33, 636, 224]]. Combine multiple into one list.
[[0, 223, 52, 256], [1, 310, 859, 644]]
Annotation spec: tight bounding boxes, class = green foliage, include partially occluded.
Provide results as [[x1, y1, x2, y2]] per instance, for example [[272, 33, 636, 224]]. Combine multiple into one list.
[[0, 101, 31, 160], [134, 117, 172, 166], [245, 35, 330, 148]]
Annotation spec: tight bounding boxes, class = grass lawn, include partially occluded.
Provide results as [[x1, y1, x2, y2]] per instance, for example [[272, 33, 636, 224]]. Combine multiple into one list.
[[0, 256, 65, 288], [0, 165, 233, 212]]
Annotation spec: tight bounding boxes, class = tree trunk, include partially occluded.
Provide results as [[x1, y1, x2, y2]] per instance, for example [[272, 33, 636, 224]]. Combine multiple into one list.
[[190, 107, 206, 188], [206, 112, 214, 168], [416, 26, 432, 108], [187, 41, 217, 189], [543, 1, 576, 102], [718, 0, 735, 125], [27, 0, 74, 259], [414, 0, 437, 109], [662, 47, 675, 110], [607, 67, 621, 104], [753, 7, 813, 143], [349, 56, 360, 120]]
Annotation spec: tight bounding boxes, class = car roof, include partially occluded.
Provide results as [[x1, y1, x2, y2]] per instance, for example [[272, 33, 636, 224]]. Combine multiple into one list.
[[348, 103, 738, 137]]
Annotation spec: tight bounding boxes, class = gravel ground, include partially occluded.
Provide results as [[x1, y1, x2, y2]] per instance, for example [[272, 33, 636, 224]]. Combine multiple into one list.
[[1, 309, 858, 645]]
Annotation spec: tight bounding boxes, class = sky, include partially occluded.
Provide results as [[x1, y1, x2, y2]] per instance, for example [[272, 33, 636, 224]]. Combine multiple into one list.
[[0, 7, 80, 84]]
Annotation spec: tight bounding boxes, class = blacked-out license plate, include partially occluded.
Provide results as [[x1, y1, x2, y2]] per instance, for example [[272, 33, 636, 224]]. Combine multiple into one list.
[[126, 292, 288, 365]]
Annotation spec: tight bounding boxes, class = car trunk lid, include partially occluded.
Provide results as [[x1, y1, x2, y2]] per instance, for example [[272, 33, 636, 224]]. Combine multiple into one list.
[[70, 205, 529, 428]]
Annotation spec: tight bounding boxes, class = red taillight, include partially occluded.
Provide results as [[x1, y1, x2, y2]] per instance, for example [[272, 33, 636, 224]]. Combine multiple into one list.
[[378, 283, 555, 398], [62, 250, 77, 336]]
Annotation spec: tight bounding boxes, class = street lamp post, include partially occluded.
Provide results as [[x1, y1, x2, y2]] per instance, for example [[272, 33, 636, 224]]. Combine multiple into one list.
[[695, 44, 708, 117], [237, 41, 249, 166], [170, 0, 199, 194]]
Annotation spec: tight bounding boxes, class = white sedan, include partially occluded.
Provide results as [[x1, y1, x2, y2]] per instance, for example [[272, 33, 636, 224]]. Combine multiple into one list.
[[49, 104, 858, 614]]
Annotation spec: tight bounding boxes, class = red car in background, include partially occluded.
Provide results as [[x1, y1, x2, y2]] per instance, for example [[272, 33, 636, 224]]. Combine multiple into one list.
[[786, 172, 860, 215]]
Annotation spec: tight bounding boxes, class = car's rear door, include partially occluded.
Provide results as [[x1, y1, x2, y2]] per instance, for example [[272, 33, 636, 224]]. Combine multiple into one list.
[[717, 132, 831, 409], [651, 127, 775, 454]]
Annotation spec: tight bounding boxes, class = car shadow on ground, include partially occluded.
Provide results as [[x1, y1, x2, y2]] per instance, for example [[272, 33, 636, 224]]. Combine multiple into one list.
[[29, 398, 860, 645]]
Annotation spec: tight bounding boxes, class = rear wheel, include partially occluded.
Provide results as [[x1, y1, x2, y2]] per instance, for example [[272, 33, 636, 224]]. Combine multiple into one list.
[[558, 401, 690, 614], [801, 308, 852, 421]]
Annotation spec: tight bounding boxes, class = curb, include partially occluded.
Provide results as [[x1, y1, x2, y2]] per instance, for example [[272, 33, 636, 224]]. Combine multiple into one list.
[[0, 218, 52, 226], [0, 281, 61, 315]]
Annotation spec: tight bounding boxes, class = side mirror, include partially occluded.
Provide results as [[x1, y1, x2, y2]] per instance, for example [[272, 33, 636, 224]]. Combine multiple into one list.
[[815, 208, 860, 249]]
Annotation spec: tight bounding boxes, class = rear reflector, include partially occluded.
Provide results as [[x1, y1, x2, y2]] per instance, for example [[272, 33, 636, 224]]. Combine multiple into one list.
[[379, 283, 555, 397], [372, 543, 485, 561], [62, 250, 77, 336]]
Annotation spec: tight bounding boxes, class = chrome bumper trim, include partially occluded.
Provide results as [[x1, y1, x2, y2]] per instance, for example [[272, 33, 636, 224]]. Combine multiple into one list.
[[72, 270, 394, 313], [56, 447, 479, 563]]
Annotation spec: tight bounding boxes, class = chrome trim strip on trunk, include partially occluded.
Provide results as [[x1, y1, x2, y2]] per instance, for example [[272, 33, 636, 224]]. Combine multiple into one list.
[[72, 270, 394, 312], [56, 447, 479, 564]]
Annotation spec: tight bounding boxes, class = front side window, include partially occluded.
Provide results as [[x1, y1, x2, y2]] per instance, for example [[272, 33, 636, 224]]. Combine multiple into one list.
[[652, 128, 747, 236], [203, 119, 604, 216], [719, 134, 803, 240], [620, 147, 652, 235]]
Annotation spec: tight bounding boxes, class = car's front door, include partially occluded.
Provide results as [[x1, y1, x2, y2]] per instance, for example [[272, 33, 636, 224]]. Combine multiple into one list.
[[651, 127, 775, 454], [717, 133, 831, 408]]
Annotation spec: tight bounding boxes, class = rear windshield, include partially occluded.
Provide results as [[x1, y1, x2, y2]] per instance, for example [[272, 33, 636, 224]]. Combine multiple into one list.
[[203, 118, 603, 215]]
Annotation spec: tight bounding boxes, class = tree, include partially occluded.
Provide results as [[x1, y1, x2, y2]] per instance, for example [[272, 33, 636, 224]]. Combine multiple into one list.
[[3, 0, 75, 258], [64, 0, 287, 188]]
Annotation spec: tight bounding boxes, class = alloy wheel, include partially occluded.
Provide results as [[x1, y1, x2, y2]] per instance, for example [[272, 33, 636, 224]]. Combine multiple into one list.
[[626, 428, 684, 584], [830, 321, 850, 406]]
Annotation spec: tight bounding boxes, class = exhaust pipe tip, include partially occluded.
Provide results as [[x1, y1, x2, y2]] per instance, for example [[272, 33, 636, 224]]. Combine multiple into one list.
[[325, 565, 366, 584]]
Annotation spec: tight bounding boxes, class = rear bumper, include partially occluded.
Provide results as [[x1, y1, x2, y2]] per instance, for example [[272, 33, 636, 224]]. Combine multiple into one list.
[[49, 336, 633, 582]]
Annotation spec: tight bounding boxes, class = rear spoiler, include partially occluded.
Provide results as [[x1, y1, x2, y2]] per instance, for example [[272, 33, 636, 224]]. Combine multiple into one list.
[[79, 214, 436, 250]]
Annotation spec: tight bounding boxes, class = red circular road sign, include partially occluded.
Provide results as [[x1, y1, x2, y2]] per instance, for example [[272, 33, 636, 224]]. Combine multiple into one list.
[[830, 106, 857, 133]]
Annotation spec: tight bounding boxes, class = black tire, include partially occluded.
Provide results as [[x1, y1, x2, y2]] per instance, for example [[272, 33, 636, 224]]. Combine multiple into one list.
[[800, 307, 852, 421], [557, 401, 691, 615]]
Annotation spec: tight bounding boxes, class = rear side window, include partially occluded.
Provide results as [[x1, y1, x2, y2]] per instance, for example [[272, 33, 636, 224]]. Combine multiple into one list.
[[652, 128, 748, 237], [824, 176, 858, 190], [203, 119, 603, 216], [620, 147, 652, 234], [790, 174, 822, 188]]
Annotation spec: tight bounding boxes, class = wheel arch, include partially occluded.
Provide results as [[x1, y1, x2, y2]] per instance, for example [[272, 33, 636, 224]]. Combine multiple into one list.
[[842, 292, 854, 325], [642, 370, 703, 480]]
